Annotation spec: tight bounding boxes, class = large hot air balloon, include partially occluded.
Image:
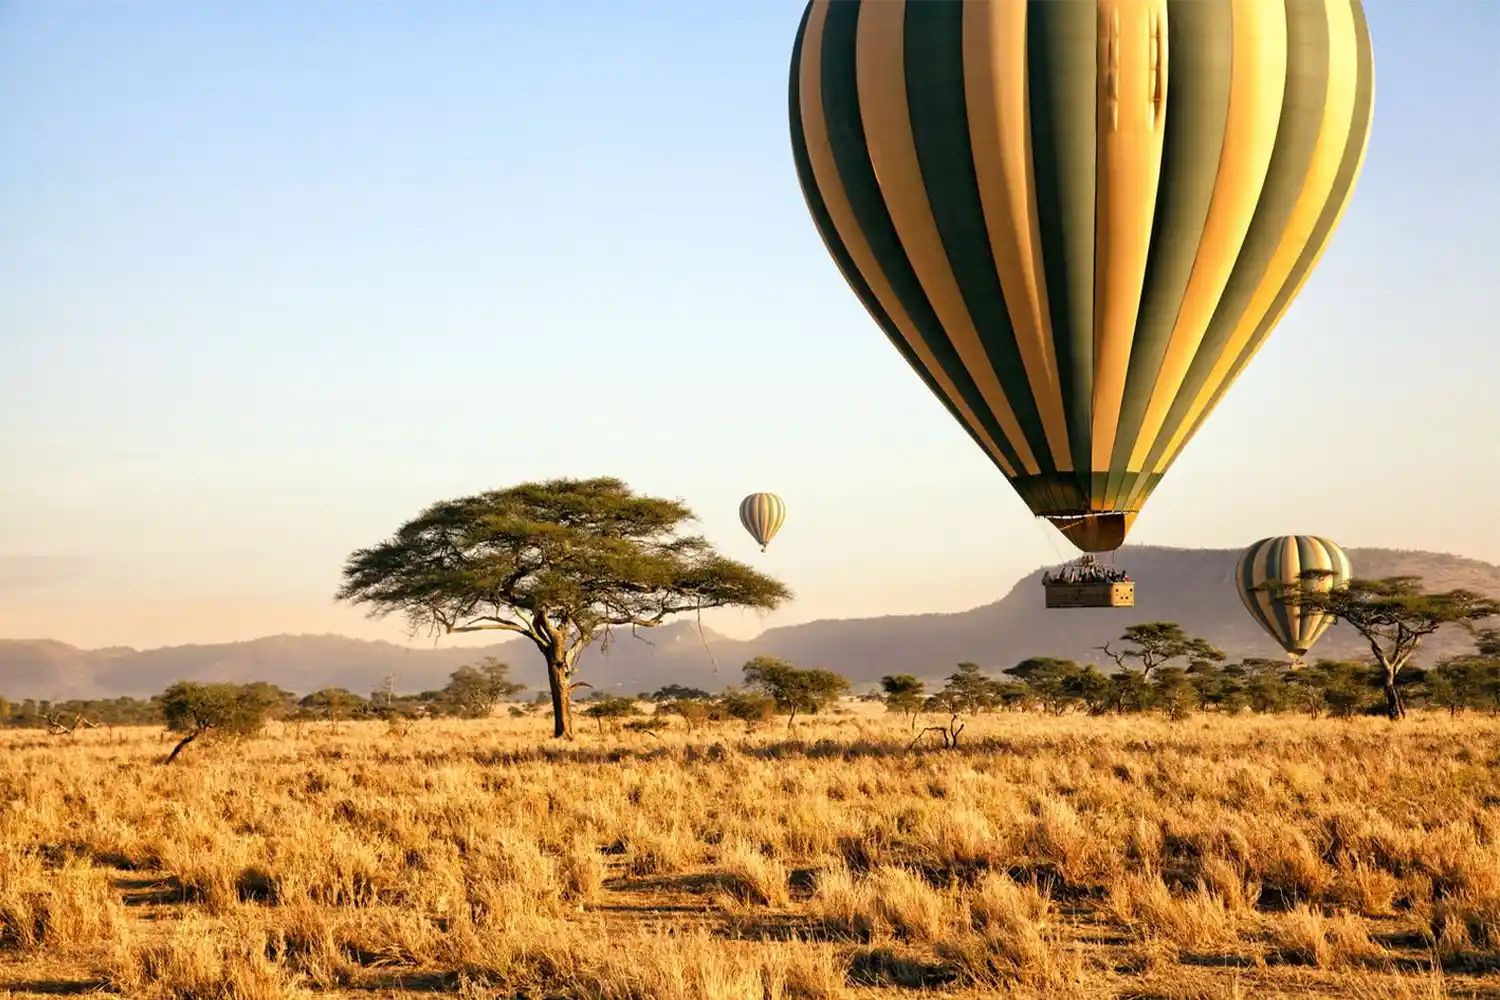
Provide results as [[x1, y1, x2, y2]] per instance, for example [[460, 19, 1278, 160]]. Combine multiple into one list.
[[1236, 535, 1351, 662], [788, 0, 1374, 554], [739, 493, 787, 551]]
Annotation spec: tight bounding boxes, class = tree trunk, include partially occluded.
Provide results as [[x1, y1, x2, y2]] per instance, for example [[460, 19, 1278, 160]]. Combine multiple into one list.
[[162, 729, 202, 765], [547, 659, 575, 740], [1382, 665, 1405, 721]]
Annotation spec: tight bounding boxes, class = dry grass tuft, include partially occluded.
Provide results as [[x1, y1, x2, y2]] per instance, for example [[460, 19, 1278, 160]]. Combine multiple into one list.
[[0, 848, 126, 956], [1111, 871, 1241, 950], [110, 914, 304, 999]]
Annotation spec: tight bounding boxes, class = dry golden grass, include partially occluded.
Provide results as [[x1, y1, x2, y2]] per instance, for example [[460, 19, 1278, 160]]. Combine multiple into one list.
[[1, 705, 1498, 999]]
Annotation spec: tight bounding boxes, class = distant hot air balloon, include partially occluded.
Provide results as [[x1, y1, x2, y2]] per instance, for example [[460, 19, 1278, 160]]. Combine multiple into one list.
[[739, 493, 787, 551], [788, 0, 1374, 554], [1236, 536, 1351, 663]]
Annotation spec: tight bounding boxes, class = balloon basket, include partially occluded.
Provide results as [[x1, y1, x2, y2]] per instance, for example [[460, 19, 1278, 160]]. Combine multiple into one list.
[[1044, 581, 1136, 610]]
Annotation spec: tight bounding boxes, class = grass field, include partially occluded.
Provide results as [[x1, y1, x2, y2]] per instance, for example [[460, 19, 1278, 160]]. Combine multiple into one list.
[[2, 705, 1497, 999]]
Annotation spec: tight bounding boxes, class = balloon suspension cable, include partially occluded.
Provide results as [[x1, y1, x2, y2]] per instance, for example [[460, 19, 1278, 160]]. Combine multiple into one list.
[[1034, 516, 1071, 568]]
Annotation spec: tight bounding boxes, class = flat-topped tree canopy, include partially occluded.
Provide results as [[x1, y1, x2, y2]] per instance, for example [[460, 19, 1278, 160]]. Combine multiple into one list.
[[336, 476, 793, 739], [1264, 573, 1499, 721]]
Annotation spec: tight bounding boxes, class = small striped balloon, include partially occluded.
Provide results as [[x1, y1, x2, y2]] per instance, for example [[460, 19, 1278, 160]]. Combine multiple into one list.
[[1235, 536, 1352, 662], [739, 493, 787, 552]]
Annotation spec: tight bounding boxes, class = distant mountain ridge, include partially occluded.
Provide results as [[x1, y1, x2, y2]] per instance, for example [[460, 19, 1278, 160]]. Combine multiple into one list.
[[2, 545, 1496, 702]]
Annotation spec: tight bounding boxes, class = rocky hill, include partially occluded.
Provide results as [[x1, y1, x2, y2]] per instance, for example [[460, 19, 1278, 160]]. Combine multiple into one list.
[[2, 546, 1496, 701]]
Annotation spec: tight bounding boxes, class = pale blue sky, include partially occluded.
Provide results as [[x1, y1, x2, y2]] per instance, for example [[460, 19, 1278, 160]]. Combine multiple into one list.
[[1, 0, 1496, 649]]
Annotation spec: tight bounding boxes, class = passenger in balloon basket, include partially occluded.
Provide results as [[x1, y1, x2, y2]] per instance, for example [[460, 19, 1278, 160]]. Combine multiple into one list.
[[1042, 553, 1132, 588]]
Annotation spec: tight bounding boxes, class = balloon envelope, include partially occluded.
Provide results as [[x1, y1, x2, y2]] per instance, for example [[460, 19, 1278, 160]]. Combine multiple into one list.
[[1236, 535, 1352, 659], [788, 0, 1374, 552], [739, 493, 787, 550]]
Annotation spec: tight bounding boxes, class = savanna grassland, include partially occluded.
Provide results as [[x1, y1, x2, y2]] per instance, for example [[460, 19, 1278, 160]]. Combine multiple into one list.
[[2, 707, 1497, 1000]]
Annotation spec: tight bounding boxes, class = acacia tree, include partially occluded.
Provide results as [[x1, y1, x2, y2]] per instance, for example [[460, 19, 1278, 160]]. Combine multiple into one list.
[[879, 674, 926, 727], [1267, 573, 1499, 720], [159, 681, 281, 764], [299, 687, 366, 733], [1004, 657, 1083, 715], [581, 695, 643, 734], [742, 655, 850, 729], [939, 662, 1004, 713], [1425, 656, 1493, 715], [913, 664, 1000, 748], [1097, 622, 1225, 682], [443, 658, 526, 719], [336, 477, 791, 740]]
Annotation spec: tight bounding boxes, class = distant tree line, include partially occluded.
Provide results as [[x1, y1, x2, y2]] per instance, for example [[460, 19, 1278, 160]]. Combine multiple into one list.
[[0, 657, 529, 735], [5, 624, 1498, 744], [881, 625, 1499, 730], [0, 695, 164, 729], [4, 575, 1496, 759]]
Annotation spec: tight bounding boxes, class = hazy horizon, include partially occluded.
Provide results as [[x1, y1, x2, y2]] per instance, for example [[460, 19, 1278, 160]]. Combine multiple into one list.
[[4, 0, 1497, 651]]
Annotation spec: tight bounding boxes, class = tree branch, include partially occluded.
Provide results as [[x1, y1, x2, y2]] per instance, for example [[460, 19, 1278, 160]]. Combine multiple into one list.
[[447, 613, 537, 639], [1096, 642, 1130, 669]]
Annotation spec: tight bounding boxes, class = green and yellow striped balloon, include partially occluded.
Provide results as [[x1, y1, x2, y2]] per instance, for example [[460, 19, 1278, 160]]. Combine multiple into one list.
[[739, 493, 787, 551], [788, 0, 1375, 553], [1236, 535, 1352, 661]]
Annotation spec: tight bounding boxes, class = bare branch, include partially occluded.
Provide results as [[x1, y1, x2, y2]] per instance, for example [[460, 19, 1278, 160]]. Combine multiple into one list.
[[1095, 641, 1129, 669], [43, 713, 99, 737], [909, 715, 964, 751]]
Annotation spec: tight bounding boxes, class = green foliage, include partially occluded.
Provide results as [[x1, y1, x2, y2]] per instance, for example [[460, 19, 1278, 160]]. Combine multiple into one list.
[[1425, 628, 1500, 715], [1286, 660, 1379, 718], [992, 650, 1323, 720], [1237, 658, 1293, 713], [1004, 657, 1083, 714], [1151, 667, 1201, 720], [336, 477, 791, 739], [158, 681, 281, 761], [0, 695, 162, 729], [1098, 622, 1225, 680], [649, 684, 713, 702], [1068, 667, 1115, 715], [441, 657, 526, 719], [934, 662, 1004, 714], [580, 694, 641, 718], [1269, 574, 1500, 720], [741, 656, 850, 724], [298, 688, 367, 725], [581, 695, 642, 732], [1184, 662, 1249, 714], [878, 674, 925, 720], [656, 698, 712, 731], [910, 663, 1004, 748], [717, 688, 776, 725]]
